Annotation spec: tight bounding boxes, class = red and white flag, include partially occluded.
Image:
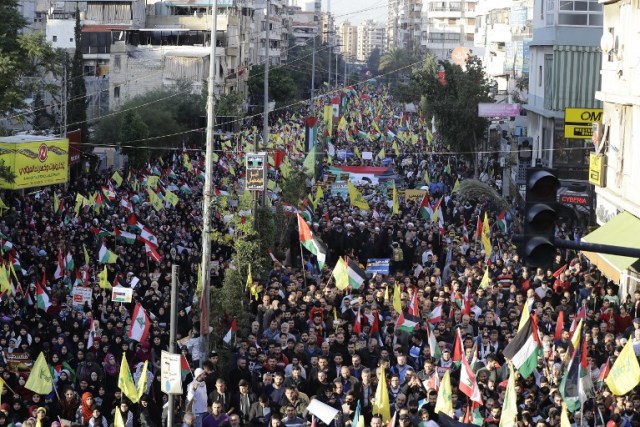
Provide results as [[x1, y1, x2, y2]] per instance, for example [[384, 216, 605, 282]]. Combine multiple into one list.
[[145, 243, 162, 262], [54, 250, 65, 279], [459, 355, 483, 404], [87, 317, 97, 349], [128, 303, 150, 343], [408, 289, 420, 317]]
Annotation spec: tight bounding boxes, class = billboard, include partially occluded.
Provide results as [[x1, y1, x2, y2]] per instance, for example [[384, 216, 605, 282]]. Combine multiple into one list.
[[564, 108, 603, 139], [478, 103, 521, 118], [0, 137, 69, 190]]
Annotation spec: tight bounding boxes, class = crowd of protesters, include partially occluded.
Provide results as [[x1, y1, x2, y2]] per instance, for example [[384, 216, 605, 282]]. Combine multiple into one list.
[[0, 81, 634, 427]]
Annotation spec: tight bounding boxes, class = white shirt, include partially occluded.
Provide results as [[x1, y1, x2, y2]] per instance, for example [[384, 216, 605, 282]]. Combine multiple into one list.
[[187, 380, 208, 414]]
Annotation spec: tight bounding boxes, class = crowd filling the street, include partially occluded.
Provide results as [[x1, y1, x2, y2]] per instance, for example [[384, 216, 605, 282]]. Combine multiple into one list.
[[0, 83, 636, 427]]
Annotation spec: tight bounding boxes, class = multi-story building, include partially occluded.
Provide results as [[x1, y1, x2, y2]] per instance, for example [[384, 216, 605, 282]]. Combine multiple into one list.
[[584, 0, 640, 290], [473, 0, 533, 100], [387, 0, 422, 51], [524, 0, 602, 169], [338, 21, 358, 60], [420, 0, 477, 60], [357, 20, 385, 63], [286, 5, 318, 47]]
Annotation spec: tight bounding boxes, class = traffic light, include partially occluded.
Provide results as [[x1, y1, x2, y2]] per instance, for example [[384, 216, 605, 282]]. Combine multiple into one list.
[[523, 167, 560, 268]]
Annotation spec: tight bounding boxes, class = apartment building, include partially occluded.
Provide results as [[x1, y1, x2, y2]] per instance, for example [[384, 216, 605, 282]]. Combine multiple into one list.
[[387, 0, 422, 51], [286, 5, 318, 47], [420, 0, 477, 60], [357, 20, 386, 63], [338, 21, 358, 60]]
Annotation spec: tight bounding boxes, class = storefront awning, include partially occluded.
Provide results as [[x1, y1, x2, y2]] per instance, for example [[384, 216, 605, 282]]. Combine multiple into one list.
[[582, 211, 640, 283]]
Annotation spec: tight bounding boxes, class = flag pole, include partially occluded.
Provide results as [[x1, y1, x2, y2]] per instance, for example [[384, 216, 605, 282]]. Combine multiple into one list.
[[298, 243, 308, 288]]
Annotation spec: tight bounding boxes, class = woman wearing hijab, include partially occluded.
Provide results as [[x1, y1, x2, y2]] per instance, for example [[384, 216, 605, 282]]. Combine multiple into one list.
[[56, 387, 80, 422], [102, 353, 119, 393], [76, 392, 94, 425]]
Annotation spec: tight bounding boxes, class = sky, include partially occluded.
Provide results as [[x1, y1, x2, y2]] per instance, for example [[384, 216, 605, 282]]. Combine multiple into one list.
[[299, 0, 388, 25]]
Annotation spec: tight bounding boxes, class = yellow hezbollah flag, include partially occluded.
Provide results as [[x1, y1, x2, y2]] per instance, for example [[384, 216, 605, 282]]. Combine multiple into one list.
[[481, 211, 492, 258], [347, 181, 370, 211], [479, 266, 490, 289], [434, 370, 452, 416], [164, 190, 179, 207], [111, 171, 123, 187], [392, 181, 399, 215], [560, 404, 571, 427], [332, 257, 349, 290], [606, 335, 640, 395], [500, 364, 517, 427], [393, 283, 402, 314], [373, 366, 391, 422], [114, 407, 126, 427], [324, 106, 333, 136], [136, 360, 148, 401], [25, 352, 53, 395], [452, 178, 460, 194], [118, 353, 140, 403], [99, 265, 111, 289]]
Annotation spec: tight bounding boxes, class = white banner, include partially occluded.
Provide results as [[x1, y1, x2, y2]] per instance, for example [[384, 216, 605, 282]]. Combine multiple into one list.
[[71, 286, 92, 309], [111, 286, 133, 303], [161, 351, 183, 394]]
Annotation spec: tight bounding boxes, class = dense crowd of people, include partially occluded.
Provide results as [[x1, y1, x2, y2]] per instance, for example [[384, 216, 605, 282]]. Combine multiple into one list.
[[0, 82, 633, 427]]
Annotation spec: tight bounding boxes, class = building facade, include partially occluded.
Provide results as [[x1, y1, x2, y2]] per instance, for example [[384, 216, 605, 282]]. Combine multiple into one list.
[[387, 0, 422, 51], [338, 21, 358, 60], [357, 20, 385, 63]]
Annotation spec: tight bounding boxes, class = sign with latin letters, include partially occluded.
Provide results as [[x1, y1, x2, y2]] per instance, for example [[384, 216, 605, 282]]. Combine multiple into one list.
[[564, 108, 603, 139]]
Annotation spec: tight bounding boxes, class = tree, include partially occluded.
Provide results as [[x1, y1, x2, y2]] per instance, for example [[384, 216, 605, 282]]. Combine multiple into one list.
[[281, 170, 309, 206], [412, 55, 494, 176], [366, 47, 381, 75], [0, 2, 59, 119], [379, 48, 419, 102], [119, 110, 150, 167], [67, 9, 88, 143], [216, 92, 245, 116], [248, 65, 297, 107], [0, 160, 16, 184], [93, 86, 205, 165]]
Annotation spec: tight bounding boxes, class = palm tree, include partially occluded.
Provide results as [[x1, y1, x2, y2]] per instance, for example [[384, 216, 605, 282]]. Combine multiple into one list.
[[379, 48, 415, 75]]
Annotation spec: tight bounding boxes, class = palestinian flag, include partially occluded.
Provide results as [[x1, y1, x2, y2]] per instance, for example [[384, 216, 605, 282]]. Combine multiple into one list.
[[223, 319, 237, 345], [560, 328, 594, 412], [36, 282, 51, 311], [64, 252, 75, 272], [297, 214, 327, 270], [503, 315, 543, 378], [428, 304, 443, 324], [597, 358, 610, 386], [346, 257, 366, 289], [395, 311, 418, 333], [452, 329, 463, 364], [497, 210, 507, 233], [418, 192, 432, 221], [115, 228, 137, 245], [9, 255, 25, 276], [180, 355, 191, 381], [1, 240, 13, 253]]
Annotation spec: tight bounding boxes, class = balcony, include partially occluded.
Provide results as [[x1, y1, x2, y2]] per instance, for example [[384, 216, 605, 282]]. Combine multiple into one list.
[[258, 48, 281, 58], [145, 14, 234, 32]]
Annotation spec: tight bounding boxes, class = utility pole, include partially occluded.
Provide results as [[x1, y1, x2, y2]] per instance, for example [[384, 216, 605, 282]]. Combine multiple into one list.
[[261, 0, 270, 206], [311, 34, 316, 101], [167, 264, 179, 427], [200, 0, 218, 368], [344, 55, 348, 86]]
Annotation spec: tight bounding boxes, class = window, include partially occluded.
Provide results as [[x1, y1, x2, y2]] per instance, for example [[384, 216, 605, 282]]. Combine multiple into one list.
[[70, 38, 73, 43], [114, 55, 121, 72], [52, 36, 58, 42], [538, 65, 542, 87], [557, 0, 602, 26], [114, 86, 120, 99]]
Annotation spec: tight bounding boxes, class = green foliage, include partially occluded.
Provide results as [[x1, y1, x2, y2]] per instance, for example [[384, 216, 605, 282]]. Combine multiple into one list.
[[412, 55, 494, 172], [281, 170, 309, 205], [367, 47, 381, 75], [0, 2, 59, 117], [119, 110, 150, 167], [216, 91, 245, 117], [93, 86, 205, 165], [248, 65, 297, 106], [272, 203, 289, 261], [68, 10, 88, 143]]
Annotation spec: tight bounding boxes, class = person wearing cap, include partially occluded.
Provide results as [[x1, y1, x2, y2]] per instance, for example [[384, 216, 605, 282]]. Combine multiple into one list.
[[232, 379, 257, 424], [187, 368, 209, 427]]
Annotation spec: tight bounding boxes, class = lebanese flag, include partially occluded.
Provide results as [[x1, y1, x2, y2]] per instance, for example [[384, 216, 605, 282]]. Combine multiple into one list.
[[353, 308, 362, 334], [267, 250, 280, 265], [332, 97, 340, 117], [145, 243, 162, 262], [408, 289, 420, 317], [87, 317, 97, 349], [428, 304, 443, 324], [424, 371, 440, 391], [54, 250, 65, 279], [139, 227, 158, 247], [120, 198, 133, 212], [554, 311, 564, 341], [453, 328, 464, 363], [128, 303, 150, 343], [101, 185, 116, 201], [461, 286, 471, 316], [370, 311, 380, 335], [459, 355, 483, 404]]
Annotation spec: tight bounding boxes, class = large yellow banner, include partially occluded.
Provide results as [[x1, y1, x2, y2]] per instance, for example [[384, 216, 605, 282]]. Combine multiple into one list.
[[0, 138, 69, 189]]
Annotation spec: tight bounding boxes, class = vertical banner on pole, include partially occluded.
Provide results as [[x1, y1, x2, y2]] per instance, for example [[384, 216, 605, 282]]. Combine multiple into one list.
[[305, 117, 318, 151], [323, 106, 333, 137], [161, 351, 183, 394]]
